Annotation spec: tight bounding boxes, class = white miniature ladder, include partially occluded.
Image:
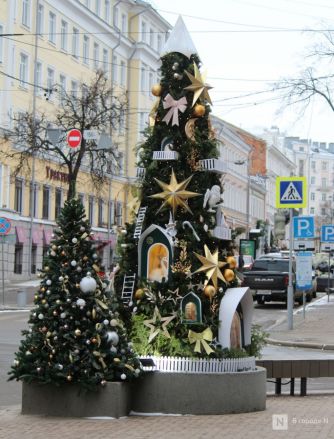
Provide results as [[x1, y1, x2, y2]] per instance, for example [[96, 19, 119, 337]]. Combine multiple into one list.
[[121, 274, 136, 304], [133, 206, 147, 239]]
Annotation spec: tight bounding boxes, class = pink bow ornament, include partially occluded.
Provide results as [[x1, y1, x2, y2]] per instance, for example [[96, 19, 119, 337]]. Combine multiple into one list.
[[162, 94, 187, 126]]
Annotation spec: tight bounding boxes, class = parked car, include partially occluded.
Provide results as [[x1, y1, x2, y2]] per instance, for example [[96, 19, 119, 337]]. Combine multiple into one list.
[[242, 256, 314, 305], [233, 255, 254, 271]]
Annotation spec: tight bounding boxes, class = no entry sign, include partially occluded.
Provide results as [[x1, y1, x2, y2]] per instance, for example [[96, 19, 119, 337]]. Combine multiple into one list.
[[0, 217, 11, 235], [66, 129, 82, 148]]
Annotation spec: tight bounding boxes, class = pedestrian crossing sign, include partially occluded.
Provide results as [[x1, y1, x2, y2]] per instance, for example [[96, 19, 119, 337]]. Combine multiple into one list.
[[276, 176, 307, 208]]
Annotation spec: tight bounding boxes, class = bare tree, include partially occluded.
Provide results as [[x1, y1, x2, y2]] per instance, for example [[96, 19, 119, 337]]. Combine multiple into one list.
[[274, 30, 334, 118], [1, 71, 126, 200]]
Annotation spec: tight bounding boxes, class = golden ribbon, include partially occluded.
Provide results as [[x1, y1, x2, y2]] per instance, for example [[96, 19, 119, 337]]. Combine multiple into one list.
[[149, 98, 160, 127], [188, 327, 214, 355]]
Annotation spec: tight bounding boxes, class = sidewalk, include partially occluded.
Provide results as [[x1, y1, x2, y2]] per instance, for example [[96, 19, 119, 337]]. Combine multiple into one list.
[[267, 294, 334, 350]]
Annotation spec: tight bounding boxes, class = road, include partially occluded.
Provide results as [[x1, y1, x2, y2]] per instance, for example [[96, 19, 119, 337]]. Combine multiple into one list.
[[1, 299, 334, 408]]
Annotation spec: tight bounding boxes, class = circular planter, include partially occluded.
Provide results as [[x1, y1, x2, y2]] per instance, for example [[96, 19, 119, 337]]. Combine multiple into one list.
[[131, 367, 266, 415]]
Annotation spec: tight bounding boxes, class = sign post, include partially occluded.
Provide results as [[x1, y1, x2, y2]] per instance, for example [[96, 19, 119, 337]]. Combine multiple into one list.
[[320, 225, 334, 302], [276, 176, 307, 330], [0, 217, 12, 307]]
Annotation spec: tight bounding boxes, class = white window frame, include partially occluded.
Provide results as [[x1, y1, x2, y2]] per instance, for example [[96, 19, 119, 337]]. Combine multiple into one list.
[[103, 48, 108, 73], [48, 11, 56, 44], [95, 0, 101, 15], [22, 0, 31, 28], [83, 35, 90, 65], [72, 28, 79, 58], [46, 67, 55, 100], [112, 54, 118, 83], [71, 80, 78, 98], [121, 13, 127, 33], [19, 53, 29, 88], [35, 61, 43, 95], [149, 27, 154, 47], [114, 7, 119, 28], [140, 65, 146, 93], [60, 20, 68, 51], [104, 0, 110, 23], [120, 60, 126, 86], [93, 42, 99, 69], [37, 3, 44, 36], [141, 21, 146, 42], [59, 74, 66, 104]]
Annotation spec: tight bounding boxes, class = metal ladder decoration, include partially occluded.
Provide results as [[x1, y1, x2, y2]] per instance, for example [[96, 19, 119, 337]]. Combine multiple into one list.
[[133, 206, 147, 239], [121, 274, 136, 304]]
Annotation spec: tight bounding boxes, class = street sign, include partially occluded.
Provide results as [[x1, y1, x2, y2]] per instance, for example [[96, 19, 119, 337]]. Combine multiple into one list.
[[293, 239, 315, 251], [321, 225, 334, 243], [83, 130, 98, 140], [0, 217, 11, 235], [293, 216, 315, 239], [296, 251, 313, 290], [66, 129, 82, 148], [276, 176, 307, 208]]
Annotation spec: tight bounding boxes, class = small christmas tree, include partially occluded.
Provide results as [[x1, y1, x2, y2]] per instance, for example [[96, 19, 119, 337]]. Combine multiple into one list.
[[9, 199, 141, 389], [115, 17, 240, 359]]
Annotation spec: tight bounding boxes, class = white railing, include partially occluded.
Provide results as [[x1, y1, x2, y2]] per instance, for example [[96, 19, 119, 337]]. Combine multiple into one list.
[[141, 356, 256, 373], [152, 151, 179, 160], [199, 158, 227, 173]]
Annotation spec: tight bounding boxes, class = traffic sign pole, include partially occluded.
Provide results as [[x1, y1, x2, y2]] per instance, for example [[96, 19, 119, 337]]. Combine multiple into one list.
[[288, 208, 294, 330]]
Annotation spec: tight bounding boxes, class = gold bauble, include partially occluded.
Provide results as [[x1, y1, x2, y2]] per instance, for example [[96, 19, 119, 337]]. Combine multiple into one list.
[[151, 83, 162, 97], [44, 266, 50, 272], [41, 299, 46, 304], [134, 288, 145, 300], [193, 104, 205, 117], [91, 337, 98, 344], [83, 256, 88, 261], [226, 256, 237, 269], [224, 269, 235, 282], [74, 329, 81, 336], [204, 284, 216, 299], [67, 375, 72, 381]]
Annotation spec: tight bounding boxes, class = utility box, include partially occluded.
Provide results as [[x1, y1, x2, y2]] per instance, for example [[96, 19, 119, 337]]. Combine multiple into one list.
[[17, 290, 27, 307]]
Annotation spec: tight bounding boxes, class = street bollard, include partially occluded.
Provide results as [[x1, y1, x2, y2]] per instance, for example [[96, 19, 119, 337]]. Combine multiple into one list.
[[17, 290, 27, 307]]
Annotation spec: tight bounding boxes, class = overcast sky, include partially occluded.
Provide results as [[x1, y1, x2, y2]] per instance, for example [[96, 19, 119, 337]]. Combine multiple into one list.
[[152, 0, 334, 143]]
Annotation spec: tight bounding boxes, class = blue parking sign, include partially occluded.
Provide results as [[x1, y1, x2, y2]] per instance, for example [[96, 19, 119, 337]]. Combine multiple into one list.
[[293, 216, 315, 239], [321, 225, 334, 243]]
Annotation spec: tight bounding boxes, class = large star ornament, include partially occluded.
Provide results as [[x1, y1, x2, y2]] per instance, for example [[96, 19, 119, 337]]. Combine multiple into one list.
[[184, 63, 213, 107], [143, 307, 176, 343], [193, 245, 227, 289], [150, 169, 200, 217]]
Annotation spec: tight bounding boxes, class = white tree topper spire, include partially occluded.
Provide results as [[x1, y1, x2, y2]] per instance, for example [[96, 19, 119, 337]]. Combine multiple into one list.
[[161, 16, 198, 59]]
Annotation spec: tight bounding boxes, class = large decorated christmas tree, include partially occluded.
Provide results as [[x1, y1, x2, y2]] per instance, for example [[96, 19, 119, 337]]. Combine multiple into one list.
[[9, 199, 141, 389], [116, 17, 240, 359]]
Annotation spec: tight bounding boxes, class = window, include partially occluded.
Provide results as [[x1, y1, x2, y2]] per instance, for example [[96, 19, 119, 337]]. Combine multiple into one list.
[[83, 35, 89, 65], [157, 34, 162, 54], [116, 201, 123, 226], [88, 196, 94, 225], [121, 13, 127, 33], [93, 43, 99, 69], [78, 193, 84, 207], [72, 28, 79, 58], [14, 244, 23, 274], [59, 74, 66, 104], [149, 70, 154, 96], [310, 207, 315, 214], [55, 188, 62, 219], [149, 28, 154, 47], [84, 0, 91, 7], [298, 159, 304, 176], [310, 192, 315, 201], [102, 48, 108, 72], [37, 4, 44, 35], [311, 176, 316, 185], [118, 110, 125, 136], [109, 200, 114, 225], [322, 193, 327, 201], [0, 24, 3, 63], [321, 207, 326, 216], [29, 182, 38, 217], [120, 60, 126, 86], [322, 161, 328, 171], [140, 66, 146, 92], [61, 20, 68, 51], [22, 0, 30, 27], [35, 61, 42, 95], [299, 146, 304, 151], [95, 0, 101, 15], [31, 245, 37, 274], [71, 80, 78, 98], [141, 21, 146, 42], [42, 185, 50, 219], [311, 160, 316, 170], [47, 67, 55, 97], [48, 12, 56, 44], [15, 178, 23, 213], [322, 178, 327, 188], [112, 55, 118, 82], [104, 0, 110, 22], [98, 199, 104, 226], [19, 53, 28, 88], [114, 7, 119, 27]]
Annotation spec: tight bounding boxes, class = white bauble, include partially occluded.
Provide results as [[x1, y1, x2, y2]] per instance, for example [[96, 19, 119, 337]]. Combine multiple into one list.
[[76, 298, 86, 308], [59, 276, 64, 282], [71, 260, 77, 267], [60, 312, 66, 319], [46, 280, 52, 286], [110, 346, 117, 353], [72, 237, 78, 244], [121, 374, 126, 380], [106, 331, 119, 346], [38, 313, 44, 320], [79, 274, 97, 293], [103, 319, 109, 325]]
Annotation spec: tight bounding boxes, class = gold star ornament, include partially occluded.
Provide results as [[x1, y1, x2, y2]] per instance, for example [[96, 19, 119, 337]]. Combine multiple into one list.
[[184, 63, 213, 107], [193, 245, 227, 290], [150, 169, 200, 217], [143, 307, 176, 343]]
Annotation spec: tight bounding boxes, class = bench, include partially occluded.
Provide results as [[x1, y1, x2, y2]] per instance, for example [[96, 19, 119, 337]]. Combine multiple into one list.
[[256, 359, 334, 396]]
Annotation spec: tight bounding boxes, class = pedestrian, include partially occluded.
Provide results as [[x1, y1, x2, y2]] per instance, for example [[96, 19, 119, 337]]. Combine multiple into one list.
[[238, 252, 245, 272]]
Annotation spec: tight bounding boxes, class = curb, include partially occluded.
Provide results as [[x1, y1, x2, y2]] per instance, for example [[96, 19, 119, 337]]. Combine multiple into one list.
[[266, 337, 334, 351]]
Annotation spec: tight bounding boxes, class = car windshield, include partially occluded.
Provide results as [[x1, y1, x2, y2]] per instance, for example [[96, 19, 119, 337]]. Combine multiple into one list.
[[252, 259, 289, 271]]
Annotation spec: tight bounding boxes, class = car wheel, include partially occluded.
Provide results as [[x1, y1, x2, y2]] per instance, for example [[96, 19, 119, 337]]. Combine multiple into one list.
[[312, 290, 317, 299]]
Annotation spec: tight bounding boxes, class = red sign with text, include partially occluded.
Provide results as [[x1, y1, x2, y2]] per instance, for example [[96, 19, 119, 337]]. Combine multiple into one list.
[[66, 129, 82, 148]]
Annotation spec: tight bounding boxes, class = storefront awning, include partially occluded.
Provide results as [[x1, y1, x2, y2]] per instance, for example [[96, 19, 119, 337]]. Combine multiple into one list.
[[15, 226, 28, 244], [43, 229, 53, 245], [32, 228, 43, 245]]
